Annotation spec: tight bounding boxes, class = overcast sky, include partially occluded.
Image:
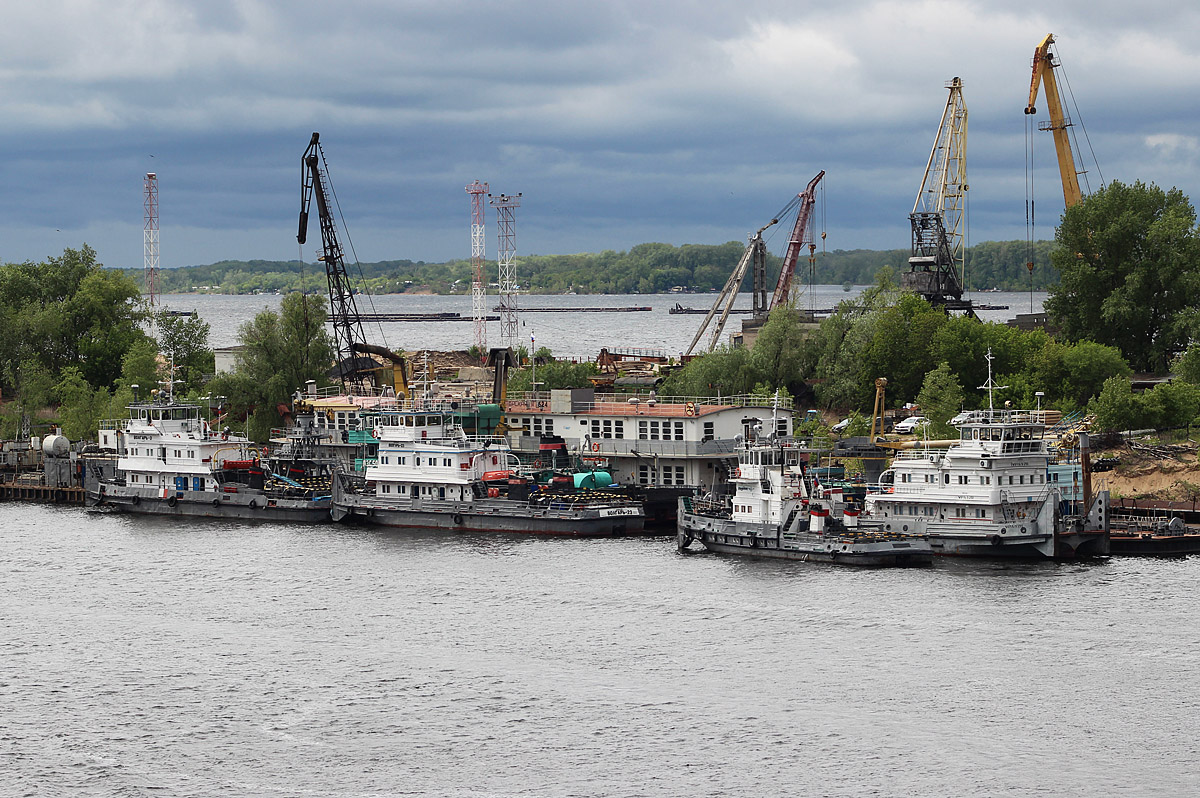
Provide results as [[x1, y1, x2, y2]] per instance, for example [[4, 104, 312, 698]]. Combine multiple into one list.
[[1, 0, 1197, 270]]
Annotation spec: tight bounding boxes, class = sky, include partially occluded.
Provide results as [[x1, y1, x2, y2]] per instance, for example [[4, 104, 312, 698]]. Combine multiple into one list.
[[2, 0, 1198, 270]]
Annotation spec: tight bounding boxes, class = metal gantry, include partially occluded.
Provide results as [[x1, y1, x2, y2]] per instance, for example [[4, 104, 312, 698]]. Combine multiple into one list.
[[466, 180, 489, 360], [903, 77, 969, 308], [144, 172, 159, 306], [298, 132, 368, 391], [489, 192, 522, 350]]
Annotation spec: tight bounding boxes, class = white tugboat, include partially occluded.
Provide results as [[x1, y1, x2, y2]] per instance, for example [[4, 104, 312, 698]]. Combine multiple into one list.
[[332, 401, 646, 536], [676, 428, 933, 567], [86, 397, 333, 522], [864, 351, 1109, 559]]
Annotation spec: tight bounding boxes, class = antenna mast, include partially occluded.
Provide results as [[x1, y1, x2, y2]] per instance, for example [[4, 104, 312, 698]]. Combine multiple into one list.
[[466, 181, 489, 360], [490, 192, 522, 350], [144, 172, 159, 306]]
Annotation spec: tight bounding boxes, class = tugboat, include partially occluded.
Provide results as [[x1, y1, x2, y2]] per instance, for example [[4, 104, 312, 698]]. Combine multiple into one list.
[[676, 431, 933, 567], [863, 351, 1109, 559], [85, 395, 333, 522], [332, 399, 646, 536]]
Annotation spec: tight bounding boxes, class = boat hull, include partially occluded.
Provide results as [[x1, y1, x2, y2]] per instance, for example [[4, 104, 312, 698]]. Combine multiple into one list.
[[86, 486, 331, 524], [333, 496, 645, 537], [677, 511, 932, 567], [1109, 533, 1200, 556], [922, 529, 1109, 559]]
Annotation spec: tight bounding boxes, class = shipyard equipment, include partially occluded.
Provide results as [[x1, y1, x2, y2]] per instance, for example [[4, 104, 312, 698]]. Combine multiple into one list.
[[903, 78, 970, 311], [769, 171, 825, 311], [685, 171, 824, 356], [1025, 34, 1086, 209], [298, 131, 369, 391], [685, 218, 777, 356]]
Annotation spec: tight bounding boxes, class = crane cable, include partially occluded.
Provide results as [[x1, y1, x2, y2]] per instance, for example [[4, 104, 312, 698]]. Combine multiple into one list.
[[1053, 43, 1105, 192], [317, 144, 391, 353]]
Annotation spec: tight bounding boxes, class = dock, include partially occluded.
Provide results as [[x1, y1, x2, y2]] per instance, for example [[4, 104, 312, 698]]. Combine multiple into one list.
[[0, 479, 86, 504]]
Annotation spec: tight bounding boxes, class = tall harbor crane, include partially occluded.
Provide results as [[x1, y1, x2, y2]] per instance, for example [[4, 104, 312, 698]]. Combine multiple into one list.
[[685, 171, 824, 356], [902, 77, 970, 311], [685, 218, 777, 356], [298, 132, 370, 391], [1025, 34, 1086, 209], [769, 170, 825, 310]]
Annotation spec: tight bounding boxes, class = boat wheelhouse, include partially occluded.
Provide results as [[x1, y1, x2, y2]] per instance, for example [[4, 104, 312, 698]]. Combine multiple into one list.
[[866, 409, 1108, 559], [331, 399, 645, 536], [86, 399, 332, 522], [677, 433, 933, 567]]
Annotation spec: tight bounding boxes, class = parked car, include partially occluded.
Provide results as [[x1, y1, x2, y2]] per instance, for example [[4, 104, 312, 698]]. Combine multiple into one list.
[[949, 411, 971, 426], [831, 418, 851, 433], [894, 416, 928, 434]]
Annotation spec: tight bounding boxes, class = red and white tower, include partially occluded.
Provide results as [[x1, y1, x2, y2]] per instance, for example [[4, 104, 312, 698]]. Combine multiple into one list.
[[466, 180, 489, 359], [144, 172, 159, 306], [489, 192, 522, 350]]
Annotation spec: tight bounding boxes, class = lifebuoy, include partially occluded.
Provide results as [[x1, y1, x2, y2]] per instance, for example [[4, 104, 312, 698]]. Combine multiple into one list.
[[532, 459, 543, 468], [167, 496, 177, 508], [452, 513, 464, 526], [591, 442, 600, 452], [733, 468, 742, 478], [685, 402, 696, 417], [1017, 510, 1025, 519], [249, 499, 258, 509], [991, 534, 1003, 547]]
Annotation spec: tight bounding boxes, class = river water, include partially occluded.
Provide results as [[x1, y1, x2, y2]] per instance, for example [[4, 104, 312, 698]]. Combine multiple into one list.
[[2, 502, 1197, 796], [158, 289, 1047, 358]]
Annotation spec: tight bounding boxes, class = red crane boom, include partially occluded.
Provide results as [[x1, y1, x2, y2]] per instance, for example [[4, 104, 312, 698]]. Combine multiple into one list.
[[770, 170, 824, 309]]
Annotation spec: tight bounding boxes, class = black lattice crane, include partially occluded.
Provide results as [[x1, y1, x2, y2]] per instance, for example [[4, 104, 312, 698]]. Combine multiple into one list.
[[298, 132, 369, 391]]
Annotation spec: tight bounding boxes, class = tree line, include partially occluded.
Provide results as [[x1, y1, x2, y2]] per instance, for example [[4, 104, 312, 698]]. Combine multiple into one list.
[[137, 239, 1059, 297]]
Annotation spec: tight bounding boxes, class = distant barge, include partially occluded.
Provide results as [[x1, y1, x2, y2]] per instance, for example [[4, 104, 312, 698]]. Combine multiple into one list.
[[494, 305, 652, 313]]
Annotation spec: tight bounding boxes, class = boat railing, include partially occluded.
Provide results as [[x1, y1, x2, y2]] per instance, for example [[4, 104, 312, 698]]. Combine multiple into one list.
[[509, 391, 794, 411], [509, 436, 738, 458]]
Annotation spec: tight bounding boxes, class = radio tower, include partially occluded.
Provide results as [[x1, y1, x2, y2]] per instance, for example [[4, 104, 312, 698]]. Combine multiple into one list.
[[489, 192, 522, 350], [466, 180, 489, 360], [144, 172, 159, 306]]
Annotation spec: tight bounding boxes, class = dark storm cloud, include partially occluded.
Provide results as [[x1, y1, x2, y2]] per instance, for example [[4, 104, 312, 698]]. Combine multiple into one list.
[[1, 1, 1198, 268]]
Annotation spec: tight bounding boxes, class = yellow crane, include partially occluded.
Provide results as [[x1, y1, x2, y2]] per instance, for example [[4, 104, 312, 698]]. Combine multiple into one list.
[[1025, 34, 1084, 208]]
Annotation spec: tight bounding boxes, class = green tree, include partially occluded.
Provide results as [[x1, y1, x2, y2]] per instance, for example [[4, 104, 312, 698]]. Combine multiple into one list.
[[1046, 180, 1200, 373], [157, 310, 214, 392], [1090, 376, 1142, 432], [0, 246, 148, 394], [915, 362, 965, 439], [749, 303, 818, 402], [221, 293, 336, 441], [660, 344, 758, 398], [54, 367, 110, 440], [1142, 381, 1200, 431]]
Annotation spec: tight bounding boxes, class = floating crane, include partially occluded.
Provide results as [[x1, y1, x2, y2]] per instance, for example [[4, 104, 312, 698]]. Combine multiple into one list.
[[902, 78, 969, 311], [685, 219, 776, 356], [685, 171, 824, 356], [299, 132, 368, 390], [769, 170, 825, 310], [298, 132, 411, 395], [1025, 34, 1085, 209]]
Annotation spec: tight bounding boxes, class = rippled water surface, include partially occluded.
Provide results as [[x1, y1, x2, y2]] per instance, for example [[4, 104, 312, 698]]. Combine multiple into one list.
[[159, 289, 1048, 356], [2, 504, 1197, 796]]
